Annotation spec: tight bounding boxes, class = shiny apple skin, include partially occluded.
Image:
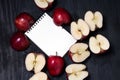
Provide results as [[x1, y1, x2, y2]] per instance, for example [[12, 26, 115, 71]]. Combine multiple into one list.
[[15, 12, 34, 32], [47, 56, 65, 76], [53, 7, 71, 26], [10, 32, 30, 51]]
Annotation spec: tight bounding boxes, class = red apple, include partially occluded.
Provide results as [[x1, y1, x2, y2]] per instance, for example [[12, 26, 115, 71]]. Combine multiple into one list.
[[53, 7, 71, 26], [15, 12, 34, 32], [10, 32, 30, 51], [47, 55, 64, 76]]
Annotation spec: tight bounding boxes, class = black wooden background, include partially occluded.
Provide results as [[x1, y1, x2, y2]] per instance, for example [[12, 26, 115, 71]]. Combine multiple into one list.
[[0, 0, 120, 80]]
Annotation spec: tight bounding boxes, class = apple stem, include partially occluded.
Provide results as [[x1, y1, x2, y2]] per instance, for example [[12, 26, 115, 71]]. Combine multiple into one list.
[[56, 52, 58, 56]]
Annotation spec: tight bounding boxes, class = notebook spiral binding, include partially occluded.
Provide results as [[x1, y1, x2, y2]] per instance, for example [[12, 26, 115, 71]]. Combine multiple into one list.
[[26, 13, 47, 33]]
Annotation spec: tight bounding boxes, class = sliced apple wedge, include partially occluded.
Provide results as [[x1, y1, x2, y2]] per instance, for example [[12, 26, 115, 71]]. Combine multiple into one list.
[[65, 64, 88, 80], [25, 52, 46, 73], [34, 0, 54, 10], [84, 11, 103, 31], [29, 72, 48, 80], [69, 43, 90, 63], [89, 34, 110, 54], [25, 53, 35, 71], [70, 19, 90, 40]]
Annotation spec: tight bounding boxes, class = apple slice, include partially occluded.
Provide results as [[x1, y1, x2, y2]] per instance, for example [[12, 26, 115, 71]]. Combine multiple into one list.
[[29, 72, 48, 80], [70, 19, 90, 40], [84, 11, 103, 31], [25, 53, 46, 73], [65, 64, 88, 80], [89, 34, 110, 54], [69, 43, 90, 63], [34, 0, 54, 10]]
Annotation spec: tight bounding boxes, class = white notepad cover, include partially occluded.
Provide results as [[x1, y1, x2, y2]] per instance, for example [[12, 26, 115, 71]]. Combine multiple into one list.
[[25, 13, 76, 57]]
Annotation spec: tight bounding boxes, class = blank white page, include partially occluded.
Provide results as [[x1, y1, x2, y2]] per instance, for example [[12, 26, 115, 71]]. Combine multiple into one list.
[[25, 13, 76, 57]]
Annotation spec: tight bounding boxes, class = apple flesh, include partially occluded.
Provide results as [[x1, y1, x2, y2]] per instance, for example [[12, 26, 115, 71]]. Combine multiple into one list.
[[29, 72, 48, 80], [34, 0, 54, 10], [10, 32, 30, 51], [47, 55, 65, 76], [53, 7, 71, 26], [89, 34, 110, 54], [70, 19, 90, 40], [65, 64, 88, 80], [15, 12, 34, 32], [69, 43, 90, 63], [84, 11, 103, 31], [25, 52, 46, 73]]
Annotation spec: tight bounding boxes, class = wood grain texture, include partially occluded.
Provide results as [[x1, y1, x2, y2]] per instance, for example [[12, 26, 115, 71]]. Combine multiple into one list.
[[0, 0, 120, 80]]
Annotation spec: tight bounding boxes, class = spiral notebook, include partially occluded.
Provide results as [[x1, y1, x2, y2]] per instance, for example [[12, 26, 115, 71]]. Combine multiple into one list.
[[25, 13, 76, 57]]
